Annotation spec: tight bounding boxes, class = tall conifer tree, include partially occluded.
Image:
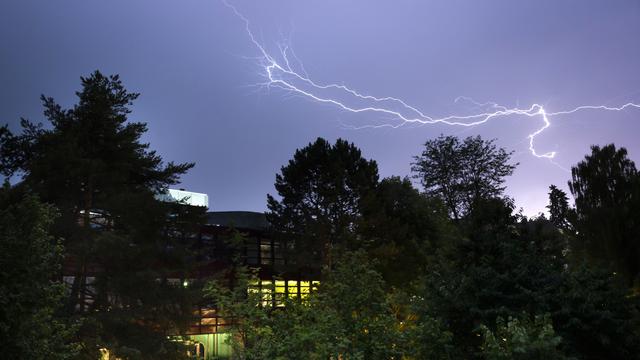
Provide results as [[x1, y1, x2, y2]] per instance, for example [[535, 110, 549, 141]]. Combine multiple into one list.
[[266, 137, 379, 268], [568, 144, 640, 286], [1, 71, 203, 359]]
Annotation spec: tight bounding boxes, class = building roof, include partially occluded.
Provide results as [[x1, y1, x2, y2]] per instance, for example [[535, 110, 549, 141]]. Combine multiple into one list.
[[206, 211, 269, 231], [157, 189, 209, 208]]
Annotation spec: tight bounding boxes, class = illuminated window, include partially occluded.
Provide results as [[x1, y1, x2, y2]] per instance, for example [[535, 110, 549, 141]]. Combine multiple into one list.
[[249, 279, 319, 307], [300, 281, 310, 300], [191, 307, 236, 334], [285, 280, 296, 299], [261, 280, 273, 306], [275, 280, 286, 307]]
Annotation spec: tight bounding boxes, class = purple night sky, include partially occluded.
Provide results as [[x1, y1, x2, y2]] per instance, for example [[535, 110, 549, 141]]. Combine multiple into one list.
[[2, 1, 639, 216]]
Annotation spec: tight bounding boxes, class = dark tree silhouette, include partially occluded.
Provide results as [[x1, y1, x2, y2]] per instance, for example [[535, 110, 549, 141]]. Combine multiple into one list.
[[0, 71, 201, 359], [267, 137, 379, 268], [0, 185, 79, 359], [568, 144, 640, 286], [412, 135, 517, 220], [421, 195, 640, 359], [421, 197, 566, 356], [358, 176, 448, 289], [547, 185, 574, 232]]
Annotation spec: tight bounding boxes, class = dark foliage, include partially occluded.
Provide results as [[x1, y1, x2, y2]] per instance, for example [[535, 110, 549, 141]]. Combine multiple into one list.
[[412, 135, 517, 220], [358, 176, 450, 289], [546, 185, 574, 233], [422, 198, 565, 355], [0, 184, 79, 359], [4, 72, 640, 359], [568, 144, 640, 286], [266, 137, 379, 268], [553, 265, 640, 360], [0, 71, 203, 359]]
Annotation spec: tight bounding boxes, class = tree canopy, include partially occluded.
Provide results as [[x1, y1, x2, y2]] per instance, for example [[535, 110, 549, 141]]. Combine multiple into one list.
[[546, 185, 574, 233], [0, 185, 79, 360], [3, 72, 640, 359], [412, 135, 517, 220], [358, 176, 449, 288], [568, 144, 640, 286], [0, 71, 202, 359], [266, 137, 379, 267]]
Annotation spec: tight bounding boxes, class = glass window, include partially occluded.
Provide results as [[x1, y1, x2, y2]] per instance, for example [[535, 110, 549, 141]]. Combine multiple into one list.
[[300, 281, 310, 299], [260, 240, 272, 265], [248, 279, 319, 307], [246, 240, 259, 265], [275, 280, 286, 307], [287, 280, 298, 299]]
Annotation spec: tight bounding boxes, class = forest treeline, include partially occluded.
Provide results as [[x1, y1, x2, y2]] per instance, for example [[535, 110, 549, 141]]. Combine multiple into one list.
[[1, 72, 639, 359]]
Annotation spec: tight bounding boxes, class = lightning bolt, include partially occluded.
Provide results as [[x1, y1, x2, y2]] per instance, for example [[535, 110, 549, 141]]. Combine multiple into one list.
[[223, 1, 640, 160]]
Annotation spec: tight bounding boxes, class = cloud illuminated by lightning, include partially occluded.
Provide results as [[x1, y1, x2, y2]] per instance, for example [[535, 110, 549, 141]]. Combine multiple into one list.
[[223, 1, 640, 160]]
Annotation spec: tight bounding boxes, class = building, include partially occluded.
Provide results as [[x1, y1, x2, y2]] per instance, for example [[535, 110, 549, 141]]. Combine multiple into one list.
[[66, 189, 320, 359], [166, 192, 320, 359]]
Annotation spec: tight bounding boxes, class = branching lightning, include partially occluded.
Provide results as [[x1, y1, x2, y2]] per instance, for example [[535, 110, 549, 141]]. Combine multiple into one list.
[[223, 1, 640, 160]]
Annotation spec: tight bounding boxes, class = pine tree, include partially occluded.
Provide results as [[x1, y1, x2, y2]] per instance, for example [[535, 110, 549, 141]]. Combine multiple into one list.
[[568, 144, 640, 286], [546, 185, 573, 232], [1, 71, 203, 359], [266, 137, 379, 268]]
